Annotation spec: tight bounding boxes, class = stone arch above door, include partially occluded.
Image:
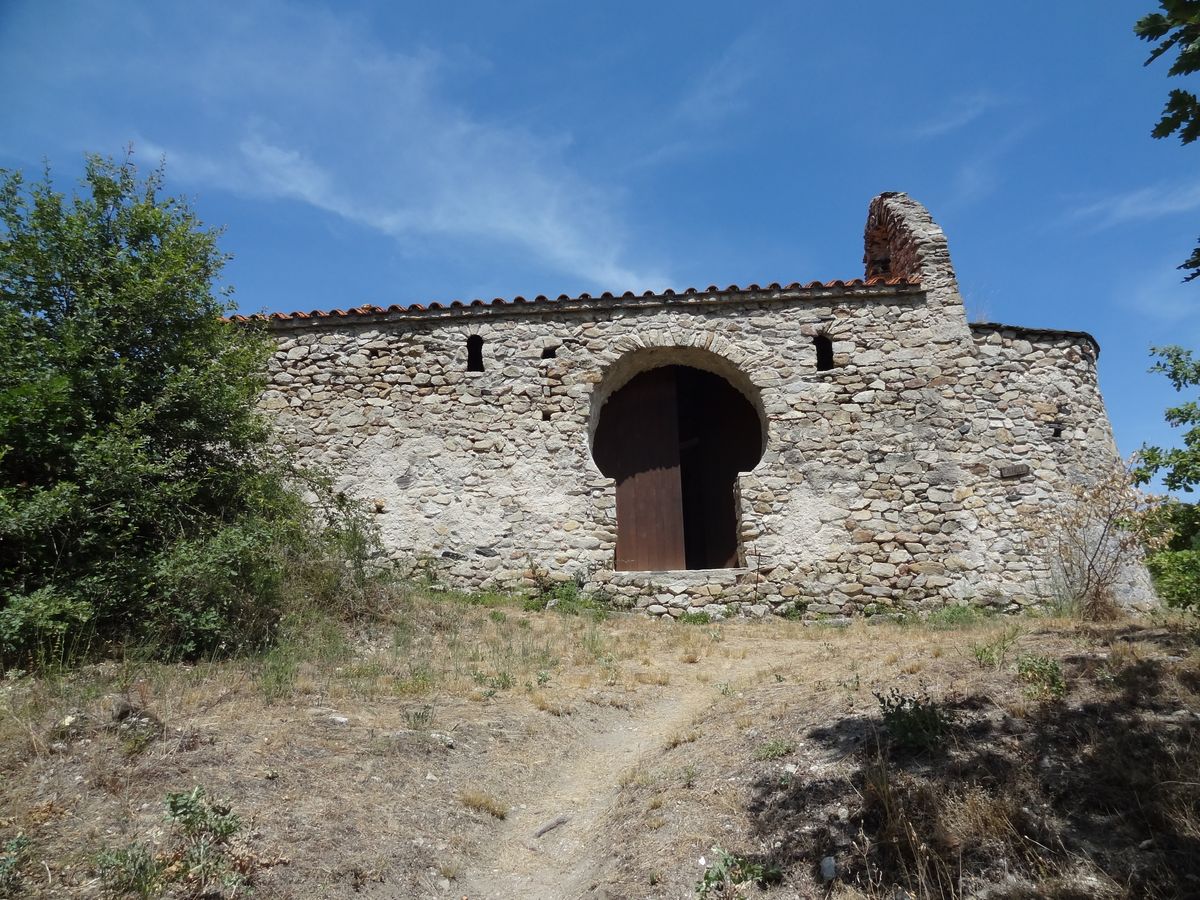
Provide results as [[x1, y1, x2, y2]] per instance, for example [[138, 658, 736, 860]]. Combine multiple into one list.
[[586, 339, 776, 457]]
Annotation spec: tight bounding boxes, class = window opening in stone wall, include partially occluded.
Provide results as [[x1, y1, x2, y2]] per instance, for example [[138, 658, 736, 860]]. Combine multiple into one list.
[[466, 334, 484, 372], [542, 346, 558, 359], [593, 365, 764, 571], [814, 334, 834, 371]]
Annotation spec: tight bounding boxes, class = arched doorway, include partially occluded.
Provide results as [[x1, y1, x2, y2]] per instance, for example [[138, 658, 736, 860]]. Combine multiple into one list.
[[592, 364, 764, 571]]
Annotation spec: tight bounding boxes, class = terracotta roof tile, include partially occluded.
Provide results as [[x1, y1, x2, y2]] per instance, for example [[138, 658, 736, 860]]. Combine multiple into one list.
[[226, 275, 921, 324]]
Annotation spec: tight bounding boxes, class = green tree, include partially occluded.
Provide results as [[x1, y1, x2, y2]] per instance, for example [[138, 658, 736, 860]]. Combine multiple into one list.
[[1134, 346, 1200, 606], [0, 153, 369, 664], [1136, 2, 1200, 279], [1135, 346, 1200, 491]]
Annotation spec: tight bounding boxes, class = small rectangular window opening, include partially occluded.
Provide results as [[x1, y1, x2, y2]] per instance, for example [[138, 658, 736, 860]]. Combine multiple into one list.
[[541, 410, 552, 421], [541, 346, 558, 359], [814, 334, 834, 371], [467, 334, 484, 372]]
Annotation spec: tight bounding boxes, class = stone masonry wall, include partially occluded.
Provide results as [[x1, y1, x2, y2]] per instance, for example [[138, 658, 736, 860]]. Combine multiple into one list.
[[254, 194, 1155, 618]]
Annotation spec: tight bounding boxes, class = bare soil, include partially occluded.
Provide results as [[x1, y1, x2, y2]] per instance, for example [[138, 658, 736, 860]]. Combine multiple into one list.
[[2, 603, 1198, 899]]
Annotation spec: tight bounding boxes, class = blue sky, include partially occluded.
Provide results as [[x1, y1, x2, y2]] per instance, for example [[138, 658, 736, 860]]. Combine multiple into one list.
[[1, 1, 1198, 472]]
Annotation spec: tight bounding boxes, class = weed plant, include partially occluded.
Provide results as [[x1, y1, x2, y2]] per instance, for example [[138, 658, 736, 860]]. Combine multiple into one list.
[[754, 739, 795, 761], [97, 787, 247, 899], [0, 835, 30, 896], [969, 625, 1024, 670], [1016, 654, 1067, 699], [925, 605, 985, 630], [696, 847, 781, 898], [874, 687, 951, 753]]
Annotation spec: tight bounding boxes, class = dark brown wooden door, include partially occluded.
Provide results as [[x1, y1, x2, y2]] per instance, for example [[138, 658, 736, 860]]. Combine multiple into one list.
[[592, 367, 686, 570], [675, 367, 762, 569], [593, 364, 763, 572]]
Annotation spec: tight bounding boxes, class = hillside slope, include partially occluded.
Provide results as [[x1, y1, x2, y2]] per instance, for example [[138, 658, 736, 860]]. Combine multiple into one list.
[[2, 600, 1197, 898]]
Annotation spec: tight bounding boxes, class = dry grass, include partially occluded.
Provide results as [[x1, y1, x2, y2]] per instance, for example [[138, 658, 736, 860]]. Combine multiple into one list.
[[634, 669, 670, 686], [529, 690, 572, 716], [618, 765, 655, 789], [459, 789, 507, 819], [940, 785, 1023, 849], [664, 727, 699, 750], [1, 596, 1197, 899]]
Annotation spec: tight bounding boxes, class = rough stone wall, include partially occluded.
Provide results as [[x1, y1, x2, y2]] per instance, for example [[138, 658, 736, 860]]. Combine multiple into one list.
[[256, 194, 1155, 618]]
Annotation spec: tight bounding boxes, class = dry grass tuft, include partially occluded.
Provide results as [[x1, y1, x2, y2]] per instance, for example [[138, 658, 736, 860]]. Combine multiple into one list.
[[664, 728, 699, 750], [618, 766, 654, 790], [530, 691, 571, 716], [436, 859, 463, 880], [634, 670, 670, 686], [460, 789, 507, 819], [940, 786, 1022, 848]]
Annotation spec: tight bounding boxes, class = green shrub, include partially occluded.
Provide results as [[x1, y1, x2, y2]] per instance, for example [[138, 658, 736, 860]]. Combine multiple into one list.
[[678, 611, 711, 625], [165, 787, 240, 841], [96, 843, 164, 898], [696, 847, 781, 898], [405, 705, 435, 729], [514, 564, 611, 619], [451, 589, 510, 608], [99, 787, 247, 898], [1147, 549, 1200, 608], [0, 835, 30, 896], [0, 588, 93, 660], [780, 602, 809, 621], [874, 687, 951, 752], [925, 604, 983, 629], [548, 583, 607, 620], [969, 625, 1023, 670], [1016, 654, 1067, 700], [753, 739, 795, 760], [0, 154, 377, 667]]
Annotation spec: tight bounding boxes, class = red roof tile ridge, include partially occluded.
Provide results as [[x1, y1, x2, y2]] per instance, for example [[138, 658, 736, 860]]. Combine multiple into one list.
[[225, 275, 922, 323]]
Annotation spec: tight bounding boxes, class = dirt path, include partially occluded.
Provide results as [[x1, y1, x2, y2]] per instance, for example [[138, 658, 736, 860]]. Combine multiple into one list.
[[456, 653, 770, 900]]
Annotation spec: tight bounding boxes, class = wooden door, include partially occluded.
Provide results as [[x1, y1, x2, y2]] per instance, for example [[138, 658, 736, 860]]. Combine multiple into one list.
[[593, 367, 686, 571]]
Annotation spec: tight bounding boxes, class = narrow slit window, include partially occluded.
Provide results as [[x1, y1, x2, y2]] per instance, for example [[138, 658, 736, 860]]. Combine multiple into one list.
[[814, 334, 834, 371], [466, 334, 484, 372], [541, 346, 558, 359]]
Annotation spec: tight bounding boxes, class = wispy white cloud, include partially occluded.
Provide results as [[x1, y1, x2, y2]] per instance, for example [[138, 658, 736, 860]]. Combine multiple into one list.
[[673, 29, 764, 125], [623, 24, 770, 170], [1066, 180, 1200, 230], [943, 122, 1034, 210], [1115, 257, 1200, 352], [127, 1, 665, 292], [908, 92, 1006, 139]]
